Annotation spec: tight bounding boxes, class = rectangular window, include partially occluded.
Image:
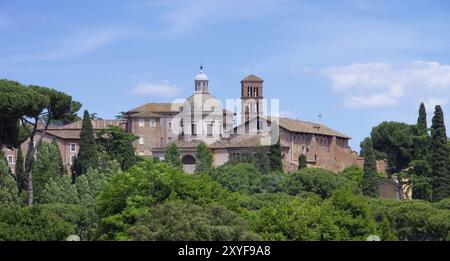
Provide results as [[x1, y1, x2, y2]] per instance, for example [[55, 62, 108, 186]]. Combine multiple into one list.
[[160, 137, 164, 146], [168, 137, 173, 143], [7, 155, 14, 164], [168, 122, 172, 130], [150, 119, 156, 127], [256, 87, 258, 97], [139, 137, 144, 145], [70, 143, 76, 152], [139, 118, 144, 128], [247, 87, 251, 97], [191, 123, 197, 136], [207, 123, 213, 137], [70, 155, 76, 164]]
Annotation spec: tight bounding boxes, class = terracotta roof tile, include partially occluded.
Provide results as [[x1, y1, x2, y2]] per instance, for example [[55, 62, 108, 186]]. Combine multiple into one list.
[[241, 75, 263, 82]]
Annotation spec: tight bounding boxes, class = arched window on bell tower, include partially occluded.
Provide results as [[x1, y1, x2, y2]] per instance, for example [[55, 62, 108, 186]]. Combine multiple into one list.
[[241, 74, 264, 124]]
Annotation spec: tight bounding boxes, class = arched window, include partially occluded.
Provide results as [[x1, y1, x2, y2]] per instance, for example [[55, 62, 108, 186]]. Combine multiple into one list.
[[181, 155, 196, 165]]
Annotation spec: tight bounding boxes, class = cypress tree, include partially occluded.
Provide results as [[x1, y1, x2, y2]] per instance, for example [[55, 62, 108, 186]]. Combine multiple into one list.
[[0, 153, 19, 205], [72, 110, 98, 180], [165, 143, 182, 168], [298, 154, 307, 170], [254, 146, 271, 174], [430, 105, 450, 201], [270, 139, 283, 172], [361, 137, 379, 197], [417, 102, 427, 133], [33, 142, 65, 203], [409, 103, 433, 200], [15, 146, 26, 193], [195, 142, 213, 174]]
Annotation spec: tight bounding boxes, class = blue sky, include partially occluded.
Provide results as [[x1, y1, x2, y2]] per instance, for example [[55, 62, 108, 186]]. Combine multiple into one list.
[[1, 0, 450, 150]]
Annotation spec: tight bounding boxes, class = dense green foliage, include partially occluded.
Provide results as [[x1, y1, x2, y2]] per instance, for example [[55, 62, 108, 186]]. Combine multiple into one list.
[[195, 142, 213, 174], [128, 201, 261, 240], [0, 155, 19, 206], [282, 168, 358, 198], [430, 106, 450, 201], [164, 142, 182, 168], [33, 142, 65, 203], [361, 138, 379, 197], [211, 163, 263, 193], [97, 125, 138, 170], [298, 154, 307, 170], [73, 110, 99, 178], [269, 139, 283, 172], [371, 121, 414, 174]]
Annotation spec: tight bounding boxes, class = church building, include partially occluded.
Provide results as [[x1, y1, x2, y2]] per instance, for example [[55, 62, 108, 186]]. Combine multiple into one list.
[[2, 66, 372, 175], [124, 67, 365, 173]]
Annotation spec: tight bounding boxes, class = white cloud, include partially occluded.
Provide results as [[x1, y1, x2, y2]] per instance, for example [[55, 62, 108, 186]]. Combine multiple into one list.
[[320, 61, 450, 109], [423, 97, 448, 113], [128, 80, 181, 98]]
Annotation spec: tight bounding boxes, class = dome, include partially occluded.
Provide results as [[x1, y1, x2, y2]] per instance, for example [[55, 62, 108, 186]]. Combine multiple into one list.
[[183, 93, 222, 116], [195, 70, 208, 81]]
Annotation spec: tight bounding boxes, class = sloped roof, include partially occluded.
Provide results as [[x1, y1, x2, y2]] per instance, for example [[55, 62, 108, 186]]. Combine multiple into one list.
[[275, 117, 350, 139], [128, 103, 183, 114], [38, 119, 125, 140], [235, 116, 350, 139], [43, 129, 81, 140], [58, 120, 125, 130], [210, 134, 289, 149], [241, 75, 263, 82]]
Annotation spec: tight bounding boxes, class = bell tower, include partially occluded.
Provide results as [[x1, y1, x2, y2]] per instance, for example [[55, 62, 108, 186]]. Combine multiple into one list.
[[241, 74, 263, 125]]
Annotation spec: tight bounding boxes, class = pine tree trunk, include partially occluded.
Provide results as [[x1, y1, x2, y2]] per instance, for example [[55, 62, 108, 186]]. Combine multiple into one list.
[[26, 118, 50, 207]]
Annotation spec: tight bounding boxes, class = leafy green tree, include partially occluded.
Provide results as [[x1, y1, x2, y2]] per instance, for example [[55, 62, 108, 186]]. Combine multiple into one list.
[[282, 168, 358, 198], [195, 142, 213, 174], [361, 138, 379, 197], [38, 175, 79, 205], [33, 142, 65, 203], [38, 203, 96, 240], [212, 163, 263, 193], [97, 125, 138, 170], [298, 154, 307, 170], [128, 201, 260, 241], [389, 200, 450, 240], [371, 122, 414, 174], [15, 146, 26, 193], [430, 105, 450, 201], [269, 139, 283, 172], [341, 165, 364, 189], [254, 147, 271, 174], [0, 204, 76, 240], [255, 197, 345, 240], [73, 110, 98, 179], [96, 159, 235, 240], [409, 162, 433, 201], [326, 188, 378, 240], [417, 102, 427, 132], [0, 154, 19, 206], [164, 142, 182, 168], [23, 85, 76, 206], [0, 80, 44, 150]]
